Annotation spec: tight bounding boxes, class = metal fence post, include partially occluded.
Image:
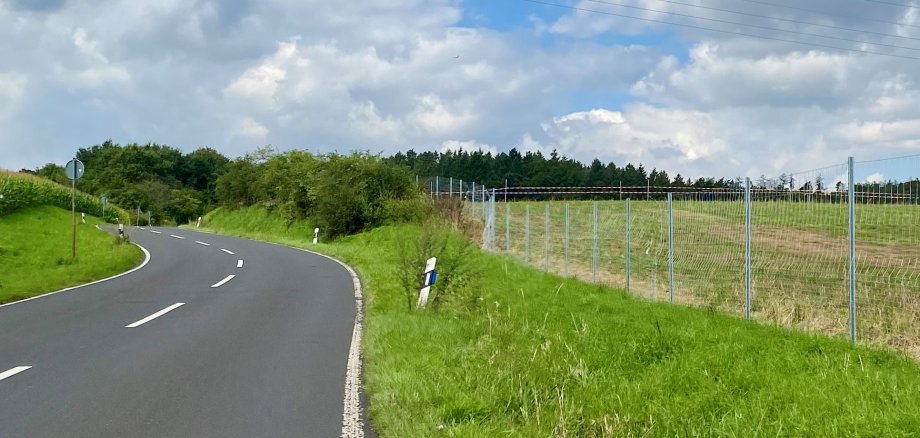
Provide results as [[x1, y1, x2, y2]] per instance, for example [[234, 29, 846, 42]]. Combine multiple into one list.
[[472, 182, 476, 203], [449, 177, 453, 198], [564, 204, 570, 277], [667, 193, 674, 303], [459, 179, 463, 200], [435, 176, 439, 198], [525, 204, 530, 264], [505, 202, 511, 252], [745, 178, 752, 320], [848, 157, 857, 344], [592, 201, 599, 284], [625, 198, 631, 293], [544, 204, 550, 271]]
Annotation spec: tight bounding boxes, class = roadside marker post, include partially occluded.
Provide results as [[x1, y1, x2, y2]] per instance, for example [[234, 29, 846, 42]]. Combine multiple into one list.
[[81, 212, 86, 224], [417, 257, 438, 309], [313, 227, 320, 245], [197, 216, 202, 228]]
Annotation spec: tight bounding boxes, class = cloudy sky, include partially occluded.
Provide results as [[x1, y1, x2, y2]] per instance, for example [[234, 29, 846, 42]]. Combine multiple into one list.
[[1, 0, 919, 180]]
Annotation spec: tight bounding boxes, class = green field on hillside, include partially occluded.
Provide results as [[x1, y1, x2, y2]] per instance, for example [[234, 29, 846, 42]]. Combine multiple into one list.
[[201, 206, 920, 436], [489, 199, 920, 359], [0, 206, 143, 303]]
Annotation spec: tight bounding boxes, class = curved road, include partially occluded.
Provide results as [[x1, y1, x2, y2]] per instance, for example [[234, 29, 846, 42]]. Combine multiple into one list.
[[0, 226, 367, 437]]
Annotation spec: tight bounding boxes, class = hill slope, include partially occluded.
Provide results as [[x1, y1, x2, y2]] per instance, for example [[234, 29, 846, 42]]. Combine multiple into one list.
[[0, 205, 142, 303]]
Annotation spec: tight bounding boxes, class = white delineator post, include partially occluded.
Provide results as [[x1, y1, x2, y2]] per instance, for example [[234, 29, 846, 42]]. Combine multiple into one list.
[[313, 227, 320, 245], [417, 257, 438, 309], [197, 216, 202, 228]]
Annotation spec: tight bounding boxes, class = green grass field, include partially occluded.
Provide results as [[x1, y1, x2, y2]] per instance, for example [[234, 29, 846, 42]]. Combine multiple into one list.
[[0, 205, 143, 303], [486, 198, 920, 359], [202, 206, 920, 436]]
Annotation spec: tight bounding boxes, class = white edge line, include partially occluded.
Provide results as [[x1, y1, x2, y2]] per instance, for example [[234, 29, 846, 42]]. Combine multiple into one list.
[[237, 259, 244, 268], [211, 274, 236, 288], [139, 227, 146, 230], [194, 241, 211, 246], [221, 248, 235, 255], [125, 303, 185, 328], [0, 226, 151, 310], [150, 230, 162, 234], [0, 366, 32, 382], [170, 234, 185, 240]]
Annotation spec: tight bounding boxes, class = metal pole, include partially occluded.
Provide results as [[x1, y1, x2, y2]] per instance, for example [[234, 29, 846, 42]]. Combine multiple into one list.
[[564, 203, 570, 277], [449, 177, 453, 198], [745, 178, 753, 320], [472, 182, 476, 203], [544, 204, 550, 271], [504, 179, 508, 202], [460, 180, 463, 200], [848, 157, 857, 344], [505, 202, 511, 252], [625, 198, 631, 293], [71, 160, 76, 260], [525, 204, 530, 263], [592, 201, 599, 284], [667, 193, 674, 303], [435, 177, 439, 198]]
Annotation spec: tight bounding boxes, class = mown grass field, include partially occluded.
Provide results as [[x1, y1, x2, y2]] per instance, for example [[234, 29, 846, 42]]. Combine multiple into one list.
[[202, 206, 920, 436], [489, 198, 920, 359], [0, 205, 143, 303]]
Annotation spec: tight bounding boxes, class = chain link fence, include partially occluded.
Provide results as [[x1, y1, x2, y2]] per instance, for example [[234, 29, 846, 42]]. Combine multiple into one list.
[[426, 154, 920, 360]]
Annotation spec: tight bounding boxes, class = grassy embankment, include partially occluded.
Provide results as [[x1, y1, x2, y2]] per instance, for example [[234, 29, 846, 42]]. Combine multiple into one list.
[[202, 205, 920, 436], [0, 171, 142, 303], [491, 199, 920, 359]]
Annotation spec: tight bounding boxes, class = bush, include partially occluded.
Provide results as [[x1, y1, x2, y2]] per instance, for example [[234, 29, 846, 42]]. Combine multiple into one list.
[[395, 220, 481, 311], [312, 153, 419, 237]]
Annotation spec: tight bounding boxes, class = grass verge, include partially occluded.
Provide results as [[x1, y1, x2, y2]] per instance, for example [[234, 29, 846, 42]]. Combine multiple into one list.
[[201, 206, 920, 436], [0, 205, 143, 303]]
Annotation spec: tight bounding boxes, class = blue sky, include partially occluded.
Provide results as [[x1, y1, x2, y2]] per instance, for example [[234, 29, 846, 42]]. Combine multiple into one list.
[[1, 0, 919, 180]]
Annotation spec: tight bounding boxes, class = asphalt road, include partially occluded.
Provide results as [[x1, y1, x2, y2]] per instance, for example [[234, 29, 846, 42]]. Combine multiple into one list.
[[0, 226, 367, 437]]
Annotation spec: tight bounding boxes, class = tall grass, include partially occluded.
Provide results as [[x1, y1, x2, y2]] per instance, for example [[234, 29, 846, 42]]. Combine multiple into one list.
[[0, 170, 127, 222], [201, 207, 920, 436]]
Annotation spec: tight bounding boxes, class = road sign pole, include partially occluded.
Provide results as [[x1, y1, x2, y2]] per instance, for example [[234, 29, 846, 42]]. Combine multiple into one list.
[[72, 163, 76, 260]]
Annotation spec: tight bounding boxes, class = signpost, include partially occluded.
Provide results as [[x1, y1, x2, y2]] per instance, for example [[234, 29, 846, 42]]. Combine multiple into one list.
[[101, 196, 108, 221], [65, 158, 85, 259]]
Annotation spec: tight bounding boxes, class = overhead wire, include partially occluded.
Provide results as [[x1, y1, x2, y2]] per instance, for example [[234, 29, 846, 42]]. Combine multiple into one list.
[[520, 0, 920, 60], [585, 0, 920, 41], [864, 0, 920, 10], [726, 0, 920, 29], [579, 0, 920, 51]]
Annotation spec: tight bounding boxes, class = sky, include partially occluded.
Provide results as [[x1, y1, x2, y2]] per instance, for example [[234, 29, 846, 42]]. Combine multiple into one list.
[[1, 0, 919, 182]]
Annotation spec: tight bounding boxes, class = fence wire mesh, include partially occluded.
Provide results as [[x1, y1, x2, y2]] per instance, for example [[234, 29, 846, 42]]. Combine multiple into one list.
[[427, 155, 920, 359]]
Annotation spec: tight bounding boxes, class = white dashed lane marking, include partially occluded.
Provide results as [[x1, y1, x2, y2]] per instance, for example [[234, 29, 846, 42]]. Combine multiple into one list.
[[0, 366, 32, 382], [125, 303, 185, 328], [211, 275, 236, 288]]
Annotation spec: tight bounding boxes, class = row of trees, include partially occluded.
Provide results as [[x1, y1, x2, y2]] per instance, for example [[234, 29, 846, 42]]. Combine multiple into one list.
[[26, 141, 229, 225], [386, 148, 739, 189]]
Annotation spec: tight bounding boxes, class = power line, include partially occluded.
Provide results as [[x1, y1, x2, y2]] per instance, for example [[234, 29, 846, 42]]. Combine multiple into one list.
[[580, 0, 920, 51], [597, 0, 920, 41], [520, 0, 920, 60], [726, 0, 920, 29], [864, 0, 920, 10]]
